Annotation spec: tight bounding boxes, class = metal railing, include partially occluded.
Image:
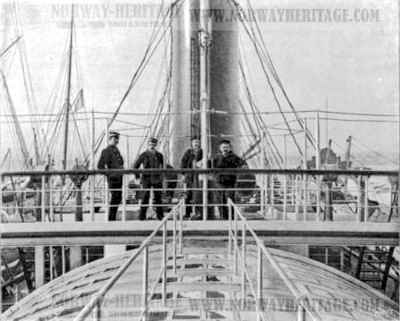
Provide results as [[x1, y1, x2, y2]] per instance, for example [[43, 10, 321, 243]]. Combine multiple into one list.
[[72, 199, 184, 321], [2, 196, 398, 320], [0, 168, 398, 223], [227, 198, 321, 321], [69, 197, 325, 321]]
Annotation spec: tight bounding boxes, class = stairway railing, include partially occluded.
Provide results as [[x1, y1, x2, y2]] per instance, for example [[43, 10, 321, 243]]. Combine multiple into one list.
[[227, 198, 323, 321], [72, 199, 184, 321]]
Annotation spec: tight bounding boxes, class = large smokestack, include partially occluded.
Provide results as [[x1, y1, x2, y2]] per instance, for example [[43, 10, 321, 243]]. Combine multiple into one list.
[[170, 0, 239, 166], [170, 0, 192, 167], [209, 0, 239, 155]]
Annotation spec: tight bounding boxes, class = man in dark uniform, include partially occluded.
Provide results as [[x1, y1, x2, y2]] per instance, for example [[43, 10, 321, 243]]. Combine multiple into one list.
[[133, 137, 164, 220], [97, 131, 124, 221], [213, 140, 246, 220], [181, 137, 203, 219]]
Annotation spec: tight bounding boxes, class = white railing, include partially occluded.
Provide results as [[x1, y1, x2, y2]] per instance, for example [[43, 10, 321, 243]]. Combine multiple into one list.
[[72, 199, 184, 321], [2, 195, 398, 319], [0, 168, 397, 224], [72, 197, 324, 320], [227, 198, 322, 321]]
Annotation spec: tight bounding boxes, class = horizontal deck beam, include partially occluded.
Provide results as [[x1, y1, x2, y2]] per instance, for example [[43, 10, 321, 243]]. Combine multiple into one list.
[[1, 221, 398, 247], [1, 167, 398, 177]]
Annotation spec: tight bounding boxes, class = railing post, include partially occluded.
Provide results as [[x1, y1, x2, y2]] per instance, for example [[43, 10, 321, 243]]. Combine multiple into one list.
[[104, 175, 109, 222], [41, 175, 45, 221], [142, 246, 149, 321], [104, 120, 109, 222], [0, 252, 2, 314], [49, 246, 54, 280], [104, 121, 109, 222], [234, 203, 238, 275], [340, 248, 344, 271], [90, 109, 95, 221], [297, 305, 306, 321], [93, 299, 102, 321], [316, 175, 321, 221], [90, 174, 95, 222], [364, 176, 369, 222], [34, 246, 45, 288], [256, 246, 263, 321], [283, 174, 287, 220], [122, 175, 127, 221], [303, 174, 307, 221], [270, 175, 275, 217], [357, 176, 362, 222], [85, 246, 89, 264], [173, 204, 177, 274], [295, 175, 299, 219], [202, 174, 208, 221], [179, 199, 184, 255], [228, 200, 232, 257], [260, 175, 265, 217], [241, 223, 246, 309], [149, 187, 153, 218], [162, 222, 167, 305], [323, 184, 328, 221], [291, 175, 295, 205], [61, 246, 66, 274], [0, 174, 3, 214], [14, 284, 19, 304], [49, 176, 54, 221]]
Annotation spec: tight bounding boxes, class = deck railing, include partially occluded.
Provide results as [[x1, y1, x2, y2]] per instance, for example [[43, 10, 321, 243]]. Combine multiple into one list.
[[0, 168, 398, 223]]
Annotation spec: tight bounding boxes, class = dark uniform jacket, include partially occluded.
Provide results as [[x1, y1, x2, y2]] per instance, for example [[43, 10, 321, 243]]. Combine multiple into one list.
[[181, 148, 203, 184], [213, 151, 245, 187], [133, 150, 164, 185], [97, 145, 124, 186]]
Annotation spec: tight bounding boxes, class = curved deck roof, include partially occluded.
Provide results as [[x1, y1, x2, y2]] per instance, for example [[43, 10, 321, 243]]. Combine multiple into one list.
[[3, 241, 399, 321]]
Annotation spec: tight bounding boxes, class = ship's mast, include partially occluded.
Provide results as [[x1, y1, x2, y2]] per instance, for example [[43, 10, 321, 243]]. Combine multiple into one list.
[[62, 5, 74, 171], [199, 0, 210, 220], [0, 71, 30, 168]]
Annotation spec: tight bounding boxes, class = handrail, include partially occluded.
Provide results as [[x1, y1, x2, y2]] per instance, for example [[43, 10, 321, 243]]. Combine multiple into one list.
[[228, 198, 323, 321], [1, 168, 398, 177], [72, 199, 183, 321]]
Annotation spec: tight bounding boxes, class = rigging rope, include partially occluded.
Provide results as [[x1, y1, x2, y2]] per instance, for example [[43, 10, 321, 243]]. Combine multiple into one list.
[[244, 0, 315, 147], [0, 36, 21, 59], [331, 139, 366, 168], [228, 0, 303, 157], [352, 137, 398, 165], [12, 1, 42, 163], [239, 56, 283, 166], [91, 0, 182, 159]]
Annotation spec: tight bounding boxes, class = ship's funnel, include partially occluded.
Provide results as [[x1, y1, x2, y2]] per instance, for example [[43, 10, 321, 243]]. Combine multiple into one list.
[[170, 0, 239, 167]]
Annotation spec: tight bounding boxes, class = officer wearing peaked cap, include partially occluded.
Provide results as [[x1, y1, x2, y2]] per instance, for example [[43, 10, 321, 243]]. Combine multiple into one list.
[[133, 137, 165, 220], [213, 139, 246, 220], [98, 130, 124, 221], [181, 137, 203, 219]]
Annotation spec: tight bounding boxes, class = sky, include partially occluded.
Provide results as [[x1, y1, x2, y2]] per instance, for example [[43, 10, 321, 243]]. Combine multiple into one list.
[[0, 0, 398, 169]]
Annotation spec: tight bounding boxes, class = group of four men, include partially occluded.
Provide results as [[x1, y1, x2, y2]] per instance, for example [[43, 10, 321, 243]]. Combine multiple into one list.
[[98, 131, 246, 221]]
